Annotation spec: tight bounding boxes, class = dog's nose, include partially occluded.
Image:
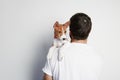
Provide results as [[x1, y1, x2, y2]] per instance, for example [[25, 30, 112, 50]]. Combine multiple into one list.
[[63, 38, 66, 40]]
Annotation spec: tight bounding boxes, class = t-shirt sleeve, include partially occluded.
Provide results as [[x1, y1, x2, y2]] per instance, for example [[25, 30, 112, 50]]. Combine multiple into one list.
[[42, 58, 52, 76]]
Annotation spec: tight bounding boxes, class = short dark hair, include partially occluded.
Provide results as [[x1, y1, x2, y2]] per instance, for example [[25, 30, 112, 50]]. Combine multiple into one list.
[[70, 13, 92, 40]]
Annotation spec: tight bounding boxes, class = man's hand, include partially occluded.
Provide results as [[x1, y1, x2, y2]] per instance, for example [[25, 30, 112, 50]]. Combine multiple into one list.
[[43, 73, 52, 80]]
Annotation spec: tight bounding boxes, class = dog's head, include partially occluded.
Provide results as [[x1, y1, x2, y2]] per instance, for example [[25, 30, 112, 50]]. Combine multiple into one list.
[[53, 21, 70, 40]]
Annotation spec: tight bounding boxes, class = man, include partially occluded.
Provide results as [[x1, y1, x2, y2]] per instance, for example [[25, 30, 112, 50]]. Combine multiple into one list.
[[42, 13, 103, 80]]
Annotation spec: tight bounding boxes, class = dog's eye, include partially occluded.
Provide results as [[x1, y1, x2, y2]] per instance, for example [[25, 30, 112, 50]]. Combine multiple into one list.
[[65, 31, 66, 33], [58, 31, 61, 33]]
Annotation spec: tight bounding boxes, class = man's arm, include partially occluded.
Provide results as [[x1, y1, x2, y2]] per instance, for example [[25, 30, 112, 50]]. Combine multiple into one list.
[[43, 73, 52, 80]]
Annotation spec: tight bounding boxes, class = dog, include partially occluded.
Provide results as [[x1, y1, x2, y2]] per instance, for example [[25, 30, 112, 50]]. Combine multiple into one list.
[[47, 21, 70, 61], [53, 21, 70, 47]]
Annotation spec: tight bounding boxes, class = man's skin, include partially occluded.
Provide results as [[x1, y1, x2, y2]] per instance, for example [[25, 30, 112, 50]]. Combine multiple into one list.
[[43, 73, 52, 80], [43, 33, 87, 80]]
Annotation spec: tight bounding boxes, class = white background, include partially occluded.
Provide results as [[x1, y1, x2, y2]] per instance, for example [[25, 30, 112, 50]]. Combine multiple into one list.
[[1, 0, 120, 80]]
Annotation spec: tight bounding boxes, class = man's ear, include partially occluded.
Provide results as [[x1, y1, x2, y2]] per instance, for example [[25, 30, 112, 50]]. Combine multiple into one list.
[[70, 31, 73, 39], [53, 21, 59, 28], [64, 21, 70, 28]]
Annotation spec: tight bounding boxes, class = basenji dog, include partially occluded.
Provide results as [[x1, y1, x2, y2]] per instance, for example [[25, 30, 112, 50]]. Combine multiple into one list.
[[47, 21, 70, 61]]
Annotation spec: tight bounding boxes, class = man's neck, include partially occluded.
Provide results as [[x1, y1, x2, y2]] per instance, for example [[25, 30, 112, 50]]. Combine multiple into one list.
[[71, 39, 87, 44]]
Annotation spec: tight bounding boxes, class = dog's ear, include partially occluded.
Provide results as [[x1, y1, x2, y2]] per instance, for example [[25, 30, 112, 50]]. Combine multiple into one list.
[[63, 21, 70, 28], [53, 21, 59, 28]]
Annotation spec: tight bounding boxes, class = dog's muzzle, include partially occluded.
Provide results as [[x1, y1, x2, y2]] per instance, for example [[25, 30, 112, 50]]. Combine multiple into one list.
[[62, 38, 66, 40]]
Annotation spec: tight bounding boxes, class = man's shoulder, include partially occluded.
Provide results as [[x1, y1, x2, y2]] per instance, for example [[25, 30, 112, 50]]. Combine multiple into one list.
[[60, 42, 72, 52]]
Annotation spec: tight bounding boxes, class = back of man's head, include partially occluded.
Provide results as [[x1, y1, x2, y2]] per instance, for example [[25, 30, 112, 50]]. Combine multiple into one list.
[[70, 13, 92, 40]]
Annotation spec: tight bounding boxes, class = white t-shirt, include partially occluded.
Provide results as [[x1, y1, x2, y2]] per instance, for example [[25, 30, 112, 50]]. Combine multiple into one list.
[[42, 42, 103, 80]]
